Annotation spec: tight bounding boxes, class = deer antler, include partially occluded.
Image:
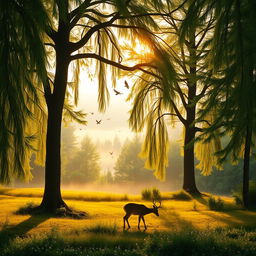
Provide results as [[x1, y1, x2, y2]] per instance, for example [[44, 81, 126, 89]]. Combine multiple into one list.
[[153, 199, 161, 208]]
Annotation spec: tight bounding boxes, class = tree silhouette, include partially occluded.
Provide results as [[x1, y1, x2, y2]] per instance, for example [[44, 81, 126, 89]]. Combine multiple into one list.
[[128, 1, 219, 194], [1, 0, 172, 212], [183, 0, 256, 207]]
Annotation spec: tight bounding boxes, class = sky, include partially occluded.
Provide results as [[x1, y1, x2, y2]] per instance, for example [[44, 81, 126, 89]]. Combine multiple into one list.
[[67, 40, 183, 146], [73, 73, 135, 143], [72, 73, 182, 146]]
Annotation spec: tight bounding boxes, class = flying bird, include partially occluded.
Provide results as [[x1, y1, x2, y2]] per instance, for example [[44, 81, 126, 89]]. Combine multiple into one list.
[[109, 152, 113, 155], [113, 89, 122, 95], [96, 120, 102, 124], [124, 80, 129, 89]]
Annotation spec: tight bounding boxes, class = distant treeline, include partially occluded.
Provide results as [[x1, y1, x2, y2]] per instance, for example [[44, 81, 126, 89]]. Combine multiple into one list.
[[21, 127, 255, 195]]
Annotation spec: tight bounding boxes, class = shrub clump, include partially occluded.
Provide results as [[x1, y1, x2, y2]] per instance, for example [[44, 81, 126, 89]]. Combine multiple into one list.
[[141, 187, 161, 201], [232, 181, 256, 207], [208, 196, 224, 211]]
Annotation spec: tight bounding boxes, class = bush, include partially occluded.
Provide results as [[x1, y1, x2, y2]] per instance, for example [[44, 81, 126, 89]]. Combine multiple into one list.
[[141, 189, 152, 201], [232, 192, 243, 206], [208, 196, 224, 211], [232, 181, 256, 207], [152, 187, 161, 200], [141, 188, 161, 201]]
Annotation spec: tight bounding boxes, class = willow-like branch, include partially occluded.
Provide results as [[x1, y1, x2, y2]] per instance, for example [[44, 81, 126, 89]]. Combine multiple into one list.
[[70, 53, 161, 78], [69, 14, 119, 52]]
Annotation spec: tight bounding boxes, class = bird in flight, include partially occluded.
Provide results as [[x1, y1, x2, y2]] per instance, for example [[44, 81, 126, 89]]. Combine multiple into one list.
[[109, 152, 113, 155], [113, 89, 122, 95], [124, 80, 129, 89], [96, 120, 102, 124]]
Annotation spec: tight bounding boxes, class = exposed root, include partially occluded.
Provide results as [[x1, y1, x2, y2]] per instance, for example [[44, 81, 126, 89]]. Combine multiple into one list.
[[183, 188, 202, 197], [15, 202, 89, 219]]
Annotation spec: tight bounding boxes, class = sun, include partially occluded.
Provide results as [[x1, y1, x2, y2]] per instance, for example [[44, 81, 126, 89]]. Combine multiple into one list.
[[133, 39, 153, 58]]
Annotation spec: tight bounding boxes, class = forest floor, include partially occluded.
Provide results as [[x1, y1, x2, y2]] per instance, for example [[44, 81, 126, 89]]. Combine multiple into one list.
[[1, 187, 256, 256]]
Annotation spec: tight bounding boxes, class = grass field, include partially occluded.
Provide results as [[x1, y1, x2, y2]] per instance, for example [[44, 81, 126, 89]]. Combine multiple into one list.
[[1, 187, 256, 255]]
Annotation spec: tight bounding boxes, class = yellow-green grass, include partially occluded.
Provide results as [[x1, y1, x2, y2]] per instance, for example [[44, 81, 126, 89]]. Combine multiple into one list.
[[0, 186, 174, 201], [0, 187, 140, 201], [0, 188, 256, 238]]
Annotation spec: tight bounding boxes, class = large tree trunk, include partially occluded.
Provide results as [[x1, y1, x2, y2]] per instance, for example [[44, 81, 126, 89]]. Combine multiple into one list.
[[182, 115, 200, 195], [40, 101, 65, 211], [40, 22, 70, 211], [243, 126, 252, 208], [182, 31, 200, 195]]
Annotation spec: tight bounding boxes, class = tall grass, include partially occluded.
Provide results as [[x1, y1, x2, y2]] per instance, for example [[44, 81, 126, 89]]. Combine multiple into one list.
[[1, 227, 256, 256], [142, 228, 256, 256], [208, 196, 224, 211], [86, 224, 118, 235]]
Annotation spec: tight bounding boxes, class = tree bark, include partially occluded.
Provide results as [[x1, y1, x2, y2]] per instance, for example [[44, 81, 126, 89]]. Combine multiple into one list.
[[182, 31, 200, 195], [40, 21, 70, 212], [243, 126, 252, 208], [183, 116, 200, 195], [40, 102, 65, 211]]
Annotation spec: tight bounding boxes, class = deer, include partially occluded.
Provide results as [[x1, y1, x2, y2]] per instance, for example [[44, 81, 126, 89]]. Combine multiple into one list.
[[123, 200, 161, 230]]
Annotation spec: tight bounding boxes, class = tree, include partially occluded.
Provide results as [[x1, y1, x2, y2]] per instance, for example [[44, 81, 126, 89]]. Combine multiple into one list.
[[40, 0, 169, 212], [183, 0, 256, 207], [128, 1, 219, 194], [0, 0, 49, 184], [63, 136, 100, 184], [114, 137, 156, 183], [1, 0, 171, 212]]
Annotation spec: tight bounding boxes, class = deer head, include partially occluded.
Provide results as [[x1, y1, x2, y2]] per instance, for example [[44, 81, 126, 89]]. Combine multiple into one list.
[[152, 200, 161, 216]]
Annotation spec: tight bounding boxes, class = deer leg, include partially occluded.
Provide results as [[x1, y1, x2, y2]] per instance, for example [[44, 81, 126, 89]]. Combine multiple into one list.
[[123, 213, 131, 229], [142, 216, 147, 230], [138, 216, 141, 230], [126, 216, 131, 229]]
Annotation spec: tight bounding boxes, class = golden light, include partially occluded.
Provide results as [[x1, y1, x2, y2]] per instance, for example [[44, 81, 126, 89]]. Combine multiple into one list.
[[132, 39, 153, 60]]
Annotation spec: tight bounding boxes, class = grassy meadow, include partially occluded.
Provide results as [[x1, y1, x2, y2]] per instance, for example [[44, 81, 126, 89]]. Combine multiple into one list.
[[1, 187, 256, 255]]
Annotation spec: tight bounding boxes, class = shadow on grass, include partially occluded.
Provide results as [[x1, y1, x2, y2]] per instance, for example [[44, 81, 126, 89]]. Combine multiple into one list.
[[192, 194, 256, 228], [0, 214, 50, 248], [159, 207, 194, 230], [199, 209, 256, 228]]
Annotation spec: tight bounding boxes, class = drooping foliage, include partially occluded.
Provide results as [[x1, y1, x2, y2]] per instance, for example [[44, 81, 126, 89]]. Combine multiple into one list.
[[0, 0, 174, 186], [0, 0, 49, 183], [128, 0, 221, 181], [180, 0, 256, 206], [194, 0, 256, 163]]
